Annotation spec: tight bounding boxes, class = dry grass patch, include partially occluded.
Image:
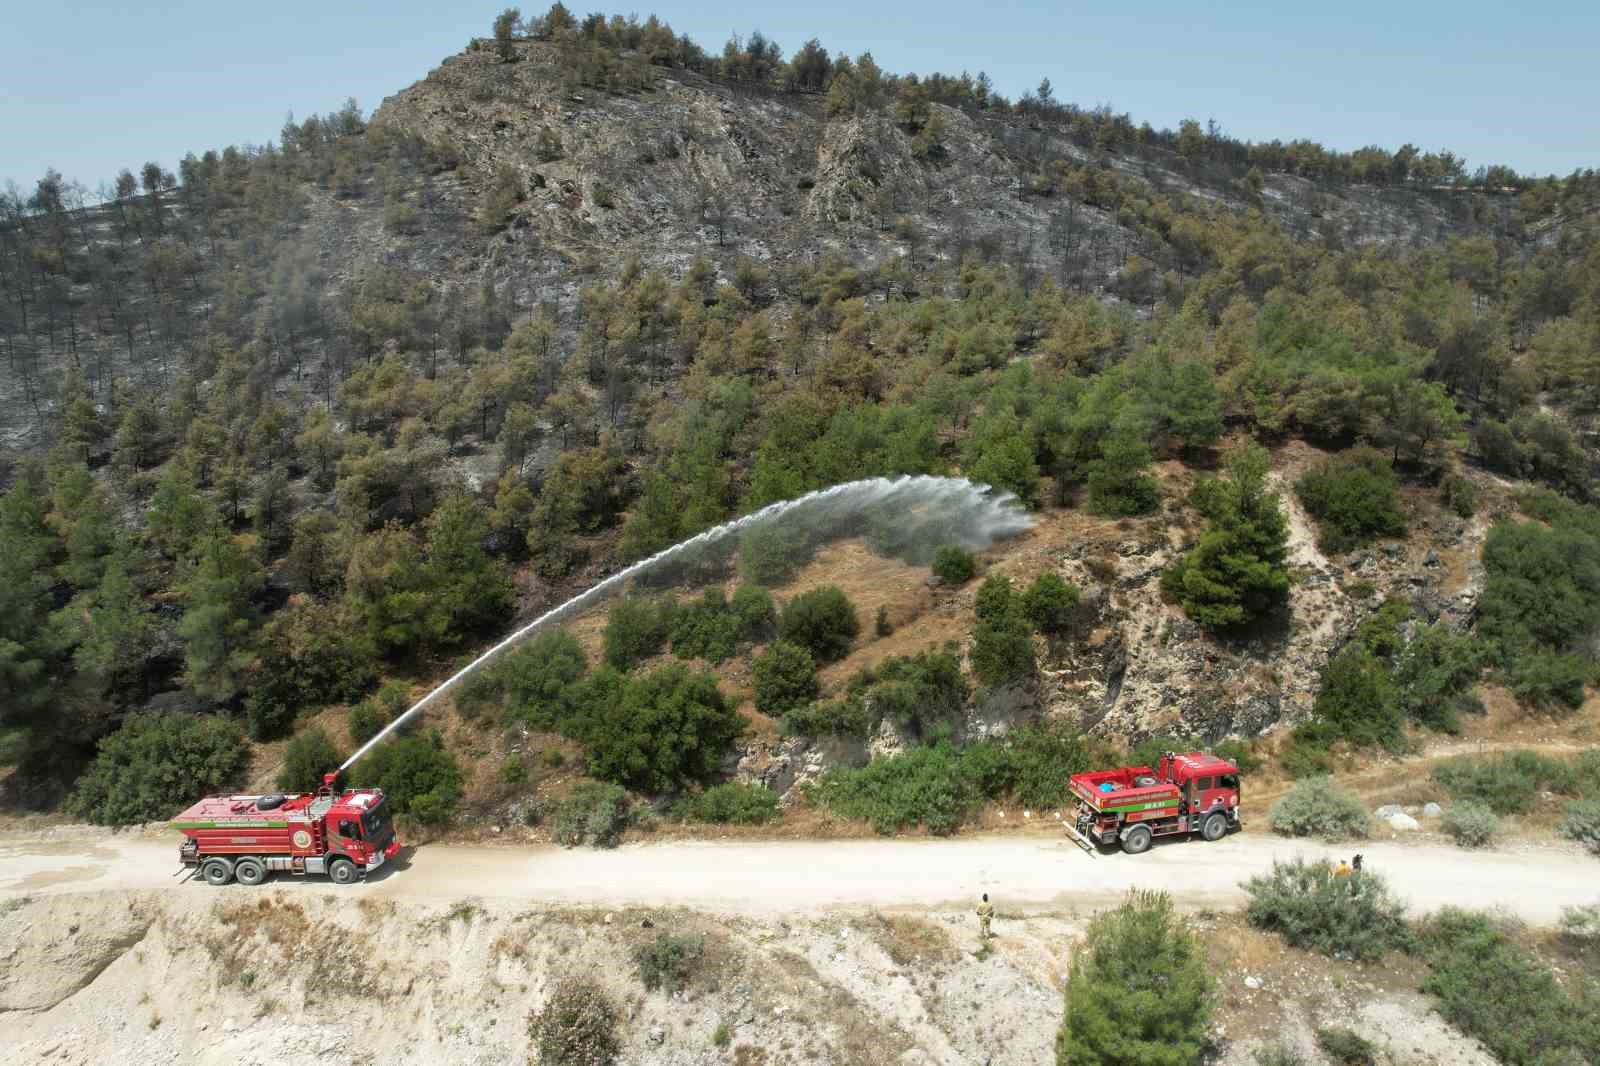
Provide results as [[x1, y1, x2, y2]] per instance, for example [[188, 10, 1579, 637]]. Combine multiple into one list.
[[863, 912, 958, 969]]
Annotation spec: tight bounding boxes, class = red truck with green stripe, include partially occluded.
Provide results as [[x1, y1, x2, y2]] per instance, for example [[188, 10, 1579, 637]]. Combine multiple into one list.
[[171, 773, 401, 886], [1068, 751, 1242, 855]]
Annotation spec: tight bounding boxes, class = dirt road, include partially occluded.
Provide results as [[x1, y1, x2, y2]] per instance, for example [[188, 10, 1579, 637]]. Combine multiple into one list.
[[2, 827, 1592, 923]]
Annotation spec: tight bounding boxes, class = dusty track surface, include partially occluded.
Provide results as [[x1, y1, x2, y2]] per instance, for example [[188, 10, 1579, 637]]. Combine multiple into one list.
[[2, 827, 1592, 923]]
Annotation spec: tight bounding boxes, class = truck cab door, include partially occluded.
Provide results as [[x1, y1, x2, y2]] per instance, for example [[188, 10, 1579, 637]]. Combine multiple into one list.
[[336, 818, 365, 861]]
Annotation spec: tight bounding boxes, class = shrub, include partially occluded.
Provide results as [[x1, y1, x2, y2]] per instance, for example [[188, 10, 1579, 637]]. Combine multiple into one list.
[[355, 733, 463, 823], [1509, 652, 1588, 711], [988, 721, 1111, 808], [1056, 891, 1214, 1066], [1315, 1028, 1378, 1066], [971, 578, 1036, 688], [1431, 751, 1575, 815], [1085, 431, 1160, 517], [779, 585, 860, 663], [678, 782, 780, 825], [276, 727, 346, 793], [1441, 800, 1498, 848], [1267, 777, 1369, 840], [633, 932, 704, 993], [1439, 470, 1479, 518], [602, 595, 675, 670], [1212, 739, 1263, 773], [751, 641, 819, 716], [1294, 446, 1406, 553], [1560, 902, 1600, 939], [739, 524, 809, 586], [812, 744, 977, 835], [1417, 909, 1600, 1066], [572, 664, 744, 792], [347, 699, 391, 746], [1295, 645, 1402, 752], [847, 645, 969, 740], [502, 628, 589, 726], [875, 605, 893, 636], [1558, 798, 1600, 855], [1242, 858, 1411, 961], [499, 754, 527, 785], [670, 589, 742, 663], [551, 782, 630, 848], [1022, 572, 1080, 632], [1390, 622, 1483, 731], [1254, 1043, 1307, 1066], [729, 584, 776, 638], [246, 599, 378, 740], [530, 978, 621, 1066], [931, 545, 976, 585], [69, 714, 250, 826], [781, 697, 872, 738]]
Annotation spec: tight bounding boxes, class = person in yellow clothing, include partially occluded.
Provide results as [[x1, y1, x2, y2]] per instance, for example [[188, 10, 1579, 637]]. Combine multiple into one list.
[[1333, 858, 1352, 880], [976, 893, 994, 941]]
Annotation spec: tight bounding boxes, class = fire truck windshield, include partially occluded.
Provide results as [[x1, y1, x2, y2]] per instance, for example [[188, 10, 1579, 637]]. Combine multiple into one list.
[[361, 800, 390, 840]]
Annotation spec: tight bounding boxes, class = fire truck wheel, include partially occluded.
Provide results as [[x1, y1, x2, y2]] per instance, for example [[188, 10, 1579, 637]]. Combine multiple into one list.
[[328, 858, 358, 885], [201, 858, 234, 886], [1121, 825, 1152, 855], [234, 858, 267, 886], [1202, 812, 1228, 841]]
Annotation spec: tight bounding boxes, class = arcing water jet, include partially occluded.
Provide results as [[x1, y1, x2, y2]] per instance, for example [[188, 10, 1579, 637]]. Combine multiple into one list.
[[340, 475, 1032, 771]]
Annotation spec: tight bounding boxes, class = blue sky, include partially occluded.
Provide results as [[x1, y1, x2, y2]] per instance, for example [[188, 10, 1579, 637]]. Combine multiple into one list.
[[4, 0, 1596, 194]]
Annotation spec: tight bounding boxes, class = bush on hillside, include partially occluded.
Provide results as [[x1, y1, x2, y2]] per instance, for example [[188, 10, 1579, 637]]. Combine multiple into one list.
[[1509, 652, 1588, 711], [846, 645, 968, 740], [573, 664, 744, 792], [1439, 470, 1479, 518], [811, 743, 978, 835], [1559, 798, 1600, 855], [633, 932, 704, 994], [751, 641, 819, 716], [347, 699, 391, 746], [602, 594, 675, 670], [530, 978, 621, 1066], [502, 628, 588, 727], [970, 577, 1036, 688], [931, 545, 976, 585], [1431, 750, 1578, 815], [1315, 1028, 1379, 1066], [1294, 446, 1406, 553], [355, 732, 463, 823], [1267, 777, 1369, 840], [1242, 859, 1411, 961], [739, 524, 808, 586], [1056, 891, 1214, 1066], [780, 697, 873, 738], [677, 782, 780, 825], [551, 782, 630, 848], [778, 585, 860, 663], [1441, 800, 1499, 848], [69, 713, 250, 826], [1417, 909, 1600, 1066], [1021, 572, 1080, 632], [1295, 645, 1402, 752], [669, 588, 743, 663], [728, 584, 776, 638], [276, 727, 346, 793]]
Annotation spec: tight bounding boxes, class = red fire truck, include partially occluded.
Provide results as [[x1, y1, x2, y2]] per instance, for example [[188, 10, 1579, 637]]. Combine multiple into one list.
[[171, 774, 402, 886], [1067, 751, 1242, 855]]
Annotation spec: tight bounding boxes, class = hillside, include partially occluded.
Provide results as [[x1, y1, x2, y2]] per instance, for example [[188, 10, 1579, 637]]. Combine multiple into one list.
[[2, 5, 1600, 846]]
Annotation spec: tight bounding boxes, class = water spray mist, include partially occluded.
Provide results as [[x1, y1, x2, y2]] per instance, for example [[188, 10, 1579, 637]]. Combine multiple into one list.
[[340, 475, 1032, 771]]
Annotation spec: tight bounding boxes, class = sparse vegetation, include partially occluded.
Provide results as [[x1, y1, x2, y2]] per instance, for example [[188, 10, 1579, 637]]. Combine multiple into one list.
[[276, 727, 346, 793], [1559, 798, 1600, 855], [530, 978, 621, 1066], [778, 585, 860, 663], [1056, 890, 1214, 1066], [1315, 1028, 1377, 1066], [1242, 858, 1411, 961], [633, 932, 704, 993], [751, 641, 819, 716], [551, 782, 630, 848]]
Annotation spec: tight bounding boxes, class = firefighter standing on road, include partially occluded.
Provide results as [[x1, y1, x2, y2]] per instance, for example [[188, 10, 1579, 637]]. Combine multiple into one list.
[[1334, 858, 1352, 881], [976, 893, 994, 941]]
